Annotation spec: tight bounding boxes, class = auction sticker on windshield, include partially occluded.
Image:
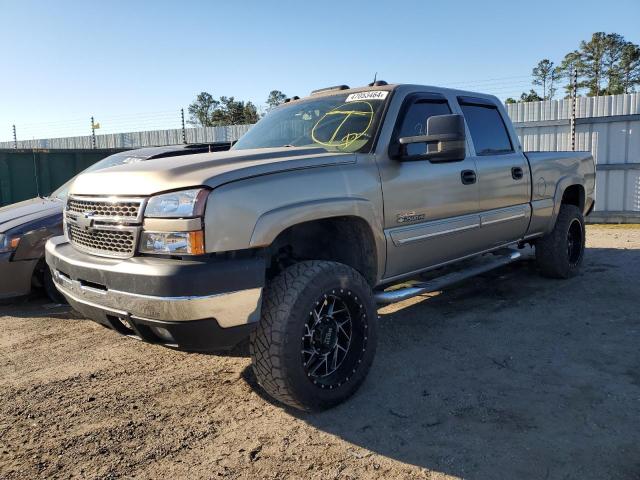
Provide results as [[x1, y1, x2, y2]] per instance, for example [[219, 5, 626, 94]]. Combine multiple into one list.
[[345, 91, 389, 102]]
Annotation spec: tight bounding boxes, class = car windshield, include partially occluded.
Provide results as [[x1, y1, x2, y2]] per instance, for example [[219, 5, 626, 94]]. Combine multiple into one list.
[[233, 91, 390, 153], [49, 152, 147, 200]]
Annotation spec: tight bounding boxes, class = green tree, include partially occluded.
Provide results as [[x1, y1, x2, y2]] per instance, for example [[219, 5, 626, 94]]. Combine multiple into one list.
[[557, 50, 585, 98], [526, 32, 640, 99], [187, 92, 220, 127], [572, 32, 638, 96], [188, 93, 260, 126], [266, 90, 287, 110], [505, 97, 517, 104], [243, 101, 260, 124], [618, 43, 640, 94], [579, 32, 608, 96], [519, 90, 543, 102], [532, 59, 560, 100], [602, 33, 627, 94]]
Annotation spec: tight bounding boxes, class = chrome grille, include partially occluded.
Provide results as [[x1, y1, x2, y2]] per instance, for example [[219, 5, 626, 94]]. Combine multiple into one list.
[[66, 195, 146, 258], [67, 223, 137, 258], [67, 197, 143, 220]]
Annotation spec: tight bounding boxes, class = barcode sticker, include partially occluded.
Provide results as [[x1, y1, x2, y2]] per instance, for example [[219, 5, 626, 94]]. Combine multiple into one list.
[[345, 91, 389, 102]]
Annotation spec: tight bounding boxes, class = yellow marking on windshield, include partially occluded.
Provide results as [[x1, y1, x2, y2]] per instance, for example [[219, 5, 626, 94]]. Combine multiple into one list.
[[311, 101, 374, 150]]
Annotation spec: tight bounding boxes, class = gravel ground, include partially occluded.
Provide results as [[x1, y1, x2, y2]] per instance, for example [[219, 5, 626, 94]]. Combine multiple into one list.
[[1, 225, 639, 480]]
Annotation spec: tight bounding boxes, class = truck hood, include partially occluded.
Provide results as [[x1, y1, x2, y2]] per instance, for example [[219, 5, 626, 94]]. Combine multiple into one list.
[[0, 197, 63, 233], [69, 146, 355, 196]]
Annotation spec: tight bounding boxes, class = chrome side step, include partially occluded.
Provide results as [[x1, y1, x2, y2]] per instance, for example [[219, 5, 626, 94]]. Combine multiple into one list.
[[374, 250, 522, 305]]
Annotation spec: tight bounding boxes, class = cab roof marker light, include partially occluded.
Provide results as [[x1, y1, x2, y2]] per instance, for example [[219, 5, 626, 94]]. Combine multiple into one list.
[[310, 85, 350, 95]]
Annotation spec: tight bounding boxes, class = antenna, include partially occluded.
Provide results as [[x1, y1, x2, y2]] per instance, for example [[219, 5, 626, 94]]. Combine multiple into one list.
[[372, 72, 377, 84]]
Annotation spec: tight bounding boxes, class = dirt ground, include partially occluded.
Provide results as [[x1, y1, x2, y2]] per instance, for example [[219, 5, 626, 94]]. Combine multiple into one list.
[[1, 225, 639, 480]]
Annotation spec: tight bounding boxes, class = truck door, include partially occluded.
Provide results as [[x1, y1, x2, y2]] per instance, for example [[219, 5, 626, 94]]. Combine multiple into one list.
[[379, 93, 483, 279], [457, 97, 531, 247]]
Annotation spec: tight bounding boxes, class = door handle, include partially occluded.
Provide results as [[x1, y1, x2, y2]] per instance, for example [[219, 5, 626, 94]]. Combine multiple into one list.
[[460, 170, 476, 185], [512, 167, 524, 180]]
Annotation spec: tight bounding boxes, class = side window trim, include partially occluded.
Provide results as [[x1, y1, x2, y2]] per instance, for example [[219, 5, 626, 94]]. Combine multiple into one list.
[[388, 93, 453, 160], [391, 93, 451, 142], [457, 96, 514, 156]]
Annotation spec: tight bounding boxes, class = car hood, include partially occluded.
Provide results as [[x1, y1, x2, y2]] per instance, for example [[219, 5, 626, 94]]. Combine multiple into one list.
[[0, 197, 64, 233], [69, 146, 355, 196]]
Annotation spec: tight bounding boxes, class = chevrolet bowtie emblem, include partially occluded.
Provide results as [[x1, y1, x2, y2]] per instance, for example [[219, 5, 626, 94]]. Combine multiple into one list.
[[76, 212, 95, 230]]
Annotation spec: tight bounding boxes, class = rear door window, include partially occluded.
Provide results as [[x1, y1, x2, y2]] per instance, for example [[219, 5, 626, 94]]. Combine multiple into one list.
[[459, 101, 513, 156]]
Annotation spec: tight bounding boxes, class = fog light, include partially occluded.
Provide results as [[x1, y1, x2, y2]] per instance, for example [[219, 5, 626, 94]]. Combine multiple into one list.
[[150, 326, 174, 343]]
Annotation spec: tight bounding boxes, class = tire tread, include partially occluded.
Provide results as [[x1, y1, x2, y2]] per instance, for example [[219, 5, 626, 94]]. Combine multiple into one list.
[[250, 260, 374, 411]]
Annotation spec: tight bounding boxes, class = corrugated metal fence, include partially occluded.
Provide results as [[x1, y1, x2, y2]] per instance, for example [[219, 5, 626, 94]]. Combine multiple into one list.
[[506, 93, 640, 222], [0, 125, 252, 150]]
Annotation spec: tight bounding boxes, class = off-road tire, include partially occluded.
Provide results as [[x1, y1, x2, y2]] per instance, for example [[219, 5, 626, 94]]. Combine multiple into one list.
[[535, 204, 585, 279], [250, 261, 378, 411]]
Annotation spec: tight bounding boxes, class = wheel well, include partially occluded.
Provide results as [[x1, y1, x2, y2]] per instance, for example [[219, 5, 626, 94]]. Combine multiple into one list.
[[266, 216, 378, 286], [31, 258, 46, 288], [561, 184, 585, 212]]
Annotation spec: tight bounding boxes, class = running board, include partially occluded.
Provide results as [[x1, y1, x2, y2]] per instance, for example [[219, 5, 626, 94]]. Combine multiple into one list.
[[374, 250, 522, 305]]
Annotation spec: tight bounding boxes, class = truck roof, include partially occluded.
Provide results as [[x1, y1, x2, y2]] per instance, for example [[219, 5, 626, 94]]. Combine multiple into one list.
[[298, 82, 501, 105]]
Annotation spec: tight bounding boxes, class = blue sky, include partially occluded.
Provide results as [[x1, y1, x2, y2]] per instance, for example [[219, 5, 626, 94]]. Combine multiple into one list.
[[1, 0, 639, 140]]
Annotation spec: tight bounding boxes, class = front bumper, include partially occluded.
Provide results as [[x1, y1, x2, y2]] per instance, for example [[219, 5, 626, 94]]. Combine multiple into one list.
[[45, 236, 264, 351]]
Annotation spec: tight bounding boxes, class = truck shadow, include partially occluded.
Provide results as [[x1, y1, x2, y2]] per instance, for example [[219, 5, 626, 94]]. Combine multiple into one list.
[[0, 296, 76, 320], [244, 246, 640, 479]]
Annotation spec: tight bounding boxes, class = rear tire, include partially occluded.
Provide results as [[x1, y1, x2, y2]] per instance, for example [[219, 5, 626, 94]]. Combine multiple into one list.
[[250, 261, 378, 411], [535, 204, 585, 279]]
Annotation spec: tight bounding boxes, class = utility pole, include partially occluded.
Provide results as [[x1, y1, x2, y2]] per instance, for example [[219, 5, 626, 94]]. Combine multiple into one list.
[[91, 116, 97, 149], [570, 68, 577, 152], [181, 108, 187, 144], [12, 124, 17, 149]]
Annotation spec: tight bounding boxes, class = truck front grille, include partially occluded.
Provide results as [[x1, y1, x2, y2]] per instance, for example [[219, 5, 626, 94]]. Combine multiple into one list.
[[68, 223, 138, 258], [67, 197, 143, 220], [66, 195, 146, 258]]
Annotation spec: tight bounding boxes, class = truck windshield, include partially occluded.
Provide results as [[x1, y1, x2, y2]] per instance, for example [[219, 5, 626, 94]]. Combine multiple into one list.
[[233, 91, 390, 153]]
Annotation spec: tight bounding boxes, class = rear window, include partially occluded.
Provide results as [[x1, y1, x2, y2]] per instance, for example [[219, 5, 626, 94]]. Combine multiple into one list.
[[459, 102, 513, 156]]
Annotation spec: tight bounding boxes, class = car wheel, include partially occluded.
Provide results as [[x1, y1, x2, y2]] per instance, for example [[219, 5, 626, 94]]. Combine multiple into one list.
[[250, 260, 378, 411], [535, 204, 585, 279]]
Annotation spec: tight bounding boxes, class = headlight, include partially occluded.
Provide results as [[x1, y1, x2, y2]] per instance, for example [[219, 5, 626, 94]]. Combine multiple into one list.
[[139, 231, 205, 255], [144, 188, 208, 218], [0, 233, 21, 253]]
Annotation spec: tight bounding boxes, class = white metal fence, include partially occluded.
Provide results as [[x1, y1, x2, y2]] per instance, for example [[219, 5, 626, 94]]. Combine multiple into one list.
[[0, 124, 253, 150]]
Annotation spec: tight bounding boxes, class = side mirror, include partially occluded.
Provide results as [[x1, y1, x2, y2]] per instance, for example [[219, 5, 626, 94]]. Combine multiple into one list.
[[396, 114, 466, 162]]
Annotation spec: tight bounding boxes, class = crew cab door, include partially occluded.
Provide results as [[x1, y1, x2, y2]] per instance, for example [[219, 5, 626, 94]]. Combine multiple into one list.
[[379, 93, 483, 279], [457, 97, 531, 247]]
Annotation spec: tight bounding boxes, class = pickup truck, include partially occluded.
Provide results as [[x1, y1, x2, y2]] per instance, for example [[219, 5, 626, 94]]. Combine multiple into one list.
[[46, 82, 595, 411]]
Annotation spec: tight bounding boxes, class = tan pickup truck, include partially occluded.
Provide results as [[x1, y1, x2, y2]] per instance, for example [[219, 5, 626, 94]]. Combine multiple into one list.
[[46, 82, 595, 410]]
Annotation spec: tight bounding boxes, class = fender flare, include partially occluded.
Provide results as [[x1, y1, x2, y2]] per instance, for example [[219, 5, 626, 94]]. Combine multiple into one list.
[[550, 176, 585, 227], [249, 197, 385, 281]]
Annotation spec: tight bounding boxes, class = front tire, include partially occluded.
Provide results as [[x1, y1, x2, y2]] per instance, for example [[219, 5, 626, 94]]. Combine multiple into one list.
[[250, 261, 378, 411], [535, 204, 585, 279]]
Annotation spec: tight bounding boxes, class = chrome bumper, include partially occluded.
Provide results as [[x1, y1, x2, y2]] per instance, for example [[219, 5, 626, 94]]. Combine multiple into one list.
[[51, 268, 262, 327]]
